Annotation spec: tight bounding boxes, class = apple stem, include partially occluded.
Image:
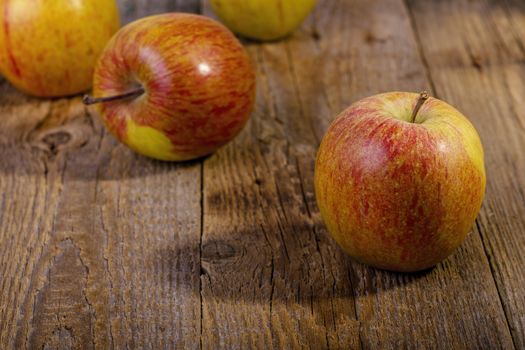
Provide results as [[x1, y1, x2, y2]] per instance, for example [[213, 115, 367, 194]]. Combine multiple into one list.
[[82, 87, 145, 106], [411, 91, 430, 123]]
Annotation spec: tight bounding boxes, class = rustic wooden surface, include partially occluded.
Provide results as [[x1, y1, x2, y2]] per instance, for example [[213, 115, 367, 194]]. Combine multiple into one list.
[[0, 0, 524, 348]]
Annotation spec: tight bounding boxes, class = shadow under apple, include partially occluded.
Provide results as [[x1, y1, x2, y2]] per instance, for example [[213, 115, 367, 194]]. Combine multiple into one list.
[[146, 219, 437, 331]]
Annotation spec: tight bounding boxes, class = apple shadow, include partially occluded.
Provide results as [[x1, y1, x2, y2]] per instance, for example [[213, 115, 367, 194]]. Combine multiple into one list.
[[0, 77, 50, 107], [0, 77, 94, 107], [147, 217, 435, 328]]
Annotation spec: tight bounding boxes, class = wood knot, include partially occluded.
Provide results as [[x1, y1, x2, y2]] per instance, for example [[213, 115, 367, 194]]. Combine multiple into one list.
[[470, 53, 483, 71], [201, 241, 237, 261], [42, 131, 72, 154], [365, 31, 389, 44], [43, 131, 71, 147]]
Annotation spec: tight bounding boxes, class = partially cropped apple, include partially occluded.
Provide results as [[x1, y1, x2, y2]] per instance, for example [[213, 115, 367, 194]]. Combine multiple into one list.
[[210, 0, 318, 41], [84, 13, 256, 161], [315, 92, 486, 272], [0, 0, 120, 97]]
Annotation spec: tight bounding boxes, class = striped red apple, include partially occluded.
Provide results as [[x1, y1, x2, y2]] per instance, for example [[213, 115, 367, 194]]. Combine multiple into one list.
[[315, 92, 486, 272], [84, 13, 256, 161], [0, 0, 120, 97]]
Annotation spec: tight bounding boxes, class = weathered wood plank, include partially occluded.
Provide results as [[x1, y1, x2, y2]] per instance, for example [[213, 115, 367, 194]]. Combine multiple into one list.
[[199, 2, 359, 348], [200, 0, 514, 348], [0, 0, 203, 348], [407, 0, 525, 347], [0, 91, 66, 348]]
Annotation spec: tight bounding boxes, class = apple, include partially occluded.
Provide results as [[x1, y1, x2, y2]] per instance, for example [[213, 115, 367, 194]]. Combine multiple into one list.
[[0, 0, 120, 97], [210, 0, 318, 41], [84, 13, 256, 161], [314, 92, 486, 272]]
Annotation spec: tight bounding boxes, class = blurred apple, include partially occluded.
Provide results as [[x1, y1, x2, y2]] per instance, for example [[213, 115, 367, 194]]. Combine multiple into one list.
[[210, 0, 318, 41], [0, 0, 120, 97], [84, 13, 256, 161], [315, 92, 486, 272]]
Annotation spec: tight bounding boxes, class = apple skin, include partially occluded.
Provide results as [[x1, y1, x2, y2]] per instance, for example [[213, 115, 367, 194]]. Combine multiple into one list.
[[314, 92, 486, 272], [92, 13, 256, 161], [210, 0, 317, 41], [0, 0, 120, 97]]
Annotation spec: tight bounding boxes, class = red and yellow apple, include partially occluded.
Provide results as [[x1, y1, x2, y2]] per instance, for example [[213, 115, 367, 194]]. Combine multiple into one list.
[[210, 0, 318, 41], [314, 92, 486, 272], [86, 13, 255, 161], [0, 0, 120, 97]]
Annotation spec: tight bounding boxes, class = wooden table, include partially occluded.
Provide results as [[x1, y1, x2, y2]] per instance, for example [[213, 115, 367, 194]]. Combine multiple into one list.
[[1, 0, 524, 348]]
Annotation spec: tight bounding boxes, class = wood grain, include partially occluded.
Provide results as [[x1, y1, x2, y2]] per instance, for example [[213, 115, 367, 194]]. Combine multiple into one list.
[[407, 0, 525, 347], [200, 4, 359, 347], [0, 1, 202, 349], [0, 0, 523, 349]]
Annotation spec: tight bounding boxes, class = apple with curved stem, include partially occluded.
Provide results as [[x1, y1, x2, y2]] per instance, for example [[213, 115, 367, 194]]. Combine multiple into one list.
[[84, 13, 256, 162], [314, 91, 486, 272], [0, 0, 120, 97], [210, 0, 318, 41]]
